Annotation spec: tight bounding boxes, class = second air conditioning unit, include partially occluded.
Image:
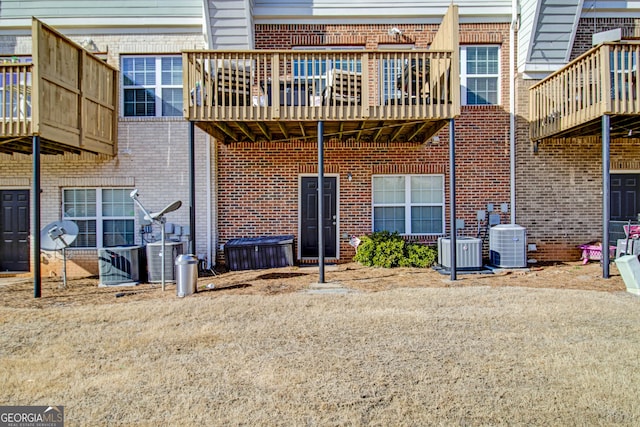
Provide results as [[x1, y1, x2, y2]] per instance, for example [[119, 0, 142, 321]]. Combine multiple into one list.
[[489, 224, 527, 268], [438, 236, 483, 270], [98, 246, 146, 286], [146, 241, 184, 283]]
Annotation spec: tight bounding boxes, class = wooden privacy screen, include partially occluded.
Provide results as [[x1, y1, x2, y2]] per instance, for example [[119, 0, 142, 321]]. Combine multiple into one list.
[[31, 18, 118, 155]]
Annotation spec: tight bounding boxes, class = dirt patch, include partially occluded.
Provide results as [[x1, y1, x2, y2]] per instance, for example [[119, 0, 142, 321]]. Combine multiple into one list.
[[0, 260, 626, 309]]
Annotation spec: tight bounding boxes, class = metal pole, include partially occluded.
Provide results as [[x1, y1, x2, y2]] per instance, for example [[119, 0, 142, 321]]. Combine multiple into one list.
[[449, 119, 457, 281], [318, 121, 325, 284], [189, 121, 196, 256], [602, 115, 611, 279], [32, 135, 41, 298], [161, 219, 166, 291], [62, 248, 67, 288]]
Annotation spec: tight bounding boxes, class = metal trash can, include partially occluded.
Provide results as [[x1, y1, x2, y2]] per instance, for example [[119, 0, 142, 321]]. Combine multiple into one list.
[[175, 254, 198, 297]]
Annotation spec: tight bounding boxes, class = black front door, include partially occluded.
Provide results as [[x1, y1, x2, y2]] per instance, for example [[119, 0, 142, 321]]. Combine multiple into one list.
[[0, 190, 30, 271], [611, 174, 640, 221], [300, 177, 337, 258]]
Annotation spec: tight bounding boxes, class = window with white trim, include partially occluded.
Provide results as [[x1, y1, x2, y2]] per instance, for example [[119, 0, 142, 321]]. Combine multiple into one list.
[[460, 46, 500, 105], [0, 56, 32, 119], [372, 175, 444, 235], [122, 56, 182, 117], [378, 44, 414, 104], [292, 46, 364, 96], [63, 188, 135, 248]]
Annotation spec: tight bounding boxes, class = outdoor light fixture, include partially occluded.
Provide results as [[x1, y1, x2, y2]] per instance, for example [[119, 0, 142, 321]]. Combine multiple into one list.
[[388, 27, 403, 36], [347, 172, 353, 182], [130, 189, 182, 291]]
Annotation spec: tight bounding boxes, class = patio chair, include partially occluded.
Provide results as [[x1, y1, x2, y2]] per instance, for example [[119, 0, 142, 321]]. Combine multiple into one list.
[[215, 62, 251, 106], [397, 59, 430, 104], [322, 69, 362, 106]]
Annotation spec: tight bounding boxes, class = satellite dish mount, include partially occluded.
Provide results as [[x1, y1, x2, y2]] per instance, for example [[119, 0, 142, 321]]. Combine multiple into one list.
[[130, 189, 182, 291], [40, 220, 79, 288]]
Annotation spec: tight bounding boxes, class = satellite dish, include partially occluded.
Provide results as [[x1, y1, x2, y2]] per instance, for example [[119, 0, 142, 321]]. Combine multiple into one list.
[[147, 200, 182, 221], [41, 220, 79, 251], [40, 220, 79, 288]]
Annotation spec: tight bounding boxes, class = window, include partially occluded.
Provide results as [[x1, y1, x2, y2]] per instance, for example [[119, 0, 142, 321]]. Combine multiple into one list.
[[0, 56, 32, 119], [460, 46, 499, 105], [372, 175, 444, 235], [292, 46, 363, 96], [122, 56, 182, 117], [63, 189, 135, 248], [378, 45, 414, 104]]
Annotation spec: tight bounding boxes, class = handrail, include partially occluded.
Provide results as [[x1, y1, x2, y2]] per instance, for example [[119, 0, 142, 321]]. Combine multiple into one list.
[[0, 62, 33, 137], [530, 42, 640, 141]]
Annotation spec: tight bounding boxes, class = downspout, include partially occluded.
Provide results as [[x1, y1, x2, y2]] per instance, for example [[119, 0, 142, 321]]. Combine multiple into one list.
[[206, 133, 214, 269], [510, 0, 518, 224], [203, 0, 214, 49]]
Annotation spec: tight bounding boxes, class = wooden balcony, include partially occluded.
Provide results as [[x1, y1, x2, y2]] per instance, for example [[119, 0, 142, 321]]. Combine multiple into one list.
[[183, 5, 460, 144], [530, 41, 640, 142], [0, 19, 118, 156]]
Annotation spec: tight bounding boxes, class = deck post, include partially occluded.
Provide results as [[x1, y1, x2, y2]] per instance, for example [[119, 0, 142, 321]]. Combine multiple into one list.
[[318, 121, 325, 284], [602, 115, 611, 279], [32, 135, 41, 298], [189, 121, 196, 257], [449, 119, 456, 281]]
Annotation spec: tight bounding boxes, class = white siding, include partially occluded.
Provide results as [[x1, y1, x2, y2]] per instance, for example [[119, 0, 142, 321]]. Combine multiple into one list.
[[0, 0, 203, 28], [207, 0, 253, 49]]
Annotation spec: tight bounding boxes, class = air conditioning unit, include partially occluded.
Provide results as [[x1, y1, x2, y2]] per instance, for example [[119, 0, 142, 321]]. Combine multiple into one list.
[[98, 246, 145, 286], [438, 236, 483, 270], [146, 241, 184, 283], [489, 224, 527, 268]]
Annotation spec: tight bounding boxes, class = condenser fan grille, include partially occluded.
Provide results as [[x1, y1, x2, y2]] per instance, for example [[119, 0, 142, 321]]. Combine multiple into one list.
[[489, 224, 527, 268]]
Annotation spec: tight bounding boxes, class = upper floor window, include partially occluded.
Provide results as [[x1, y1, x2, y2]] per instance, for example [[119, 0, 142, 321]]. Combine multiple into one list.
[[121, 56, 182, 117], [63, 188, 135, 248], [378, 44, 415, 104], [0, 56, 32, 119], [292, 46, 363, 96], [460, 46, 500, 105]]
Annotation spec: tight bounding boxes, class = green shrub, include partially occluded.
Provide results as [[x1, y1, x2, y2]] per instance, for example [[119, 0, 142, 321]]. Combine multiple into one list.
[[401, 242, 437, 268], [353, 231, 437, 268]]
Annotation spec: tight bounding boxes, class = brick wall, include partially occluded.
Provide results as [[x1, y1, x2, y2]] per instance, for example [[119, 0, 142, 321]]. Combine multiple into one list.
[[571, 18, 640, 60], [0, 120, 211, 277], [515, 17, 640, 262], [216, 106, 511, 264]]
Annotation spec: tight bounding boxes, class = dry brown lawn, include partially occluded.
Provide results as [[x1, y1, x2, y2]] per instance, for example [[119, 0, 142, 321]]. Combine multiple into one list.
[[1, 261, 639, 426]]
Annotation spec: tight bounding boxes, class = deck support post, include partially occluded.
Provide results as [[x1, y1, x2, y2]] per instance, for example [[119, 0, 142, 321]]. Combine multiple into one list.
[[602, 115, 611, 279], [318, 121, 325, 283], [189, 121, 196, 257], [449, 119, 457, 281], [32, 135, 41, 298]]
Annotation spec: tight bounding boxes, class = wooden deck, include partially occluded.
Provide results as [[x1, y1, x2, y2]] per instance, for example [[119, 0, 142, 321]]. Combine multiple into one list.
[[530, 41, 640, 142], [183, 5, 459, 144], [0, 19, 118, 156]]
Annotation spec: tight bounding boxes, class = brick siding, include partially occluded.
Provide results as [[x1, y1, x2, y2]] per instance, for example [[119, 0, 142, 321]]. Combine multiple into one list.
[[515, 18, 640, 262]]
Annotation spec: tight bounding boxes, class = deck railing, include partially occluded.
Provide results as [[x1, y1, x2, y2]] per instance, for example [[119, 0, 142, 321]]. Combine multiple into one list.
[[183, 49, 459, 122], [0, 62, 33, 137], [530, 42, 640, 141]]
